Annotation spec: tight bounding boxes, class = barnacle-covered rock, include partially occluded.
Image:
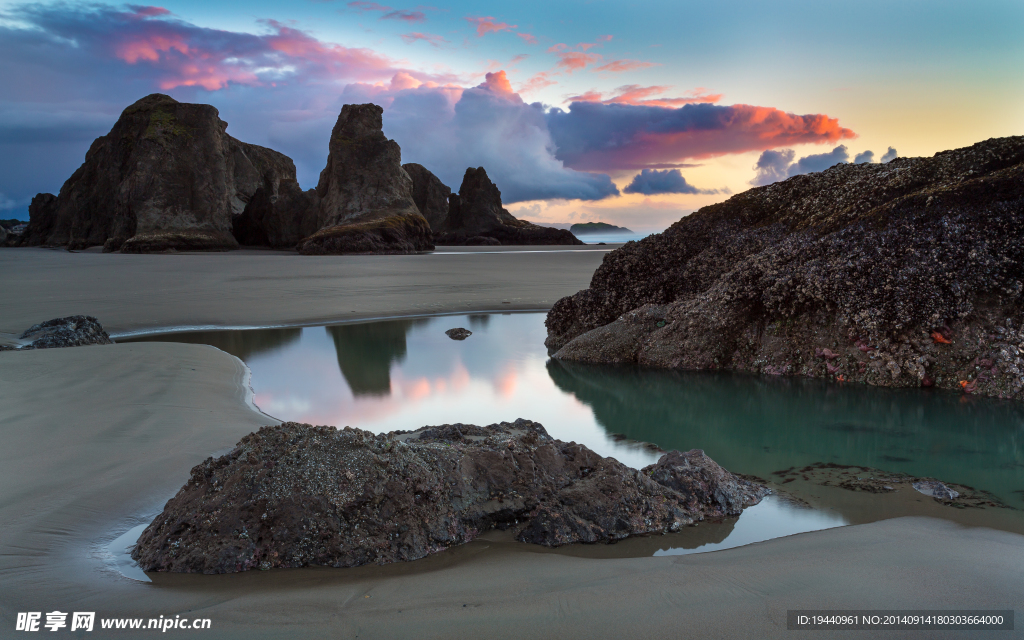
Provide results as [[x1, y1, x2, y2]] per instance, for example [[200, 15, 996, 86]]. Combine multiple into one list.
[[131, 419, 767, 573], [547, 136, 1024, 400]]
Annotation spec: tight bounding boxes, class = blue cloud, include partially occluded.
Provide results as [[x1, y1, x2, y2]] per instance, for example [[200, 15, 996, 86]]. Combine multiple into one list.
[[854, 150, 874, 163], [623, 169, 716, 195], [880, 147, 898, 163]]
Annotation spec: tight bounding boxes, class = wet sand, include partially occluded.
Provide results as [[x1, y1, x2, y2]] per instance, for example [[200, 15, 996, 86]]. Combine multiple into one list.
[[0, 246, 611, 336], [1, 250, 1023, 638]]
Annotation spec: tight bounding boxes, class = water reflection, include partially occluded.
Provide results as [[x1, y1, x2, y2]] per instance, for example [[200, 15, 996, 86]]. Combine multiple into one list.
[[547, 359, 1024, 506], [326, 320, 427, 396], [127, 313, 1024, 509]]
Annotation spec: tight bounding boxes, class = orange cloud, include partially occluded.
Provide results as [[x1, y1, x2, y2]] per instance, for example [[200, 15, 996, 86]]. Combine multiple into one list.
[[465, 16, 517, 36], [481, 70, 514, 94], [517, 71, 557, 94], [516, 32, 537, 45]]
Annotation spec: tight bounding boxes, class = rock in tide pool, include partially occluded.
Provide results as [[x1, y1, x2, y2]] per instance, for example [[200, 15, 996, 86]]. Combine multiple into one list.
[[10, 316, 114, 350], [131, 420, 768, 574], [546, 136, 1024, 400], [445, 328, 472, 340]]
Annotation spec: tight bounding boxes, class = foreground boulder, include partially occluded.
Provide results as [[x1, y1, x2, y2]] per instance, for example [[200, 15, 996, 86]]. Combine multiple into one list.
[[1, 316, 114, 350], [132, 419, 766, 573], [21, 94, 297, 252], [546, 136, 1024, 400], [436, 168, 583, 246]]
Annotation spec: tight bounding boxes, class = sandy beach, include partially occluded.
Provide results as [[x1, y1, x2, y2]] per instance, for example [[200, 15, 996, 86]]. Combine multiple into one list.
[[0, 246, 611, 336], [1, 248, 1022, 638]]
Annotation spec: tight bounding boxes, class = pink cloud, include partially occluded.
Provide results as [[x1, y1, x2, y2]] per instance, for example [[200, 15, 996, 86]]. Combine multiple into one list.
[[593, 59, 657, 73], [347, 1, 391, 12], [55, 6, 463, 91], [568, 85, 723, 107], [465, 16, 517, 36], [516, 32, 537, 45], [554, 51, 601, 72], [401, 31, 447, 46], [517, 71, 557, 94]]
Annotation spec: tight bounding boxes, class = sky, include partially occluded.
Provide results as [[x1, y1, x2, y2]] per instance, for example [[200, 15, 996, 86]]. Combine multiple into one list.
[[0, 0, 1021, 231]]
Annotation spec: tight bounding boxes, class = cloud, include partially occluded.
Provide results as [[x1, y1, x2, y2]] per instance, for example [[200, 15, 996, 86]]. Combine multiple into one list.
[[547, 101, 856, 172], [347, 2, 426, 22], [516, 33, 537, 45], [464, 16, 516, 36], [517, 71, 557, 94], [342, 71, 619, 203], [750, 145, 851, 185], [0, 4, 420, 92], [623, 169, 717, 195], [854, 150, 874, 164], [567, 85, 723, 107], [593, 60, 657, 73], [786, 145, 849, 176], [401, 32, 447, 46], [554, 51, 602, 72], [881, 146, 898, 162], [750, 149, 796, 186]]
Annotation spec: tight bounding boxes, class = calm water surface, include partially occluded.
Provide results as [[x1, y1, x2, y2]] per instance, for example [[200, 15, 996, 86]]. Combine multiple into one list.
[[129, 312, 1024, 548]]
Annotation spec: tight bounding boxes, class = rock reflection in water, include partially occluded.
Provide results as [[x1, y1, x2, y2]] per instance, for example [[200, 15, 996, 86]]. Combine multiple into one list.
[[547, 359, 1024, 507], [326, 320, 427, 396]]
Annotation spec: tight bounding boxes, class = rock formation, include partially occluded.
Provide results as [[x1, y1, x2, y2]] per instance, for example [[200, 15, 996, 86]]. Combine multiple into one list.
[[436, 167, 583, 246], [403, 163, 451, 231], [445, 327, 472, 340], [232, 180, 319, 248], [131, 419, 767, 573], [546, 136, 1024, 400], [3, 316, 114, 350], [293, 104, 433, 254], [20, 94, 296, 252]]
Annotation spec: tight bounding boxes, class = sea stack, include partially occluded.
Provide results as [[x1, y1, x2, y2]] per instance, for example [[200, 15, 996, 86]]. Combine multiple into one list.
[[296, 104, 434, 255], [546, 136, 1024, 400], [436, 167, 582, 245], [19, 94, 296, 252]]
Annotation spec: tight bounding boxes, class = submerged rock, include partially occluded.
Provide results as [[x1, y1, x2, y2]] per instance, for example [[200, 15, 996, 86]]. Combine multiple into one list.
[[20, 94, 296, 252], [13, 316, 114, 349], [445, 328, 472, 340], [912, 480, 960, 501], [546, 136, 1024, 400], [131, 419, 767, 573], [436, 168, 583, 246]]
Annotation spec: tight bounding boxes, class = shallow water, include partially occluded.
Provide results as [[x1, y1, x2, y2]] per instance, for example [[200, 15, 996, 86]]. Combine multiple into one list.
[[128, 312, 1024, 537]]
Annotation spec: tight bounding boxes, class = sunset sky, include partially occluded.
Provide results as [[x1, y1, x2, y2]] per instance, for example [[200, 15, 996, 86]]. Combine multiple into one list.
[[1, 0, 1021, 231]]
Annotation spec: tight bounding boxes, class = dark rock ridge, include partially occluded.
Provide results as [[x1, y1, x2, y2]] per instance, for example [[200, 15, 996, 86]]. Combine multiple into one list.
[[18, 94, 296, 252], [445, 327, 472, 340], [570, 222, 634, 235], [2, 316, 113, 350], [436, 168, 583, 246], [131, 419, 767, 573], [546, 136, 1024, 400], [403, 163, 451, 231]]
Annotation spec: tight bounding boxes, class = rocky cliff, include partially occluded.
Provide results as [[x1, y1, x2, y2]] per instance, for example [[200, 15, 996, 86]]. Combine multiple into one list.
[[547, 136, 1024, 400], [19, 94, 296, 252], [403, 163, 451, 231], [437, 167, 583, 245], [131, 419, 767, 573]]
